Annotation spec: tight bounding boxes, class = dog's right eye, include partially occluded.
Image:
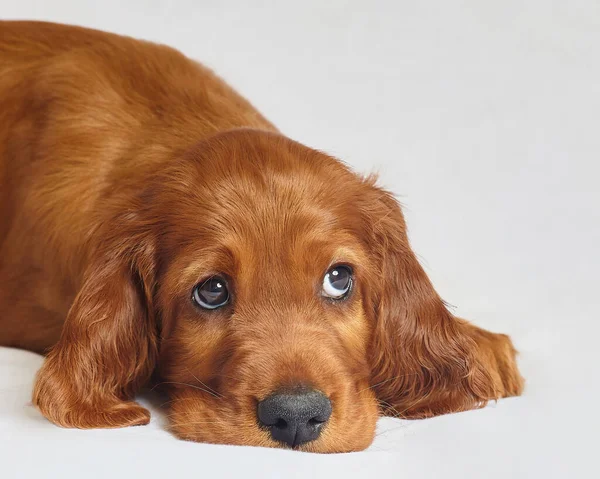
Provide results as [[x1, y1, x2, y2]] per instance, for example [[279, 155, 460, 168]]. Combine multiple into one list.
[[322, 265, 353, 299], [192, 276, 230, 310]]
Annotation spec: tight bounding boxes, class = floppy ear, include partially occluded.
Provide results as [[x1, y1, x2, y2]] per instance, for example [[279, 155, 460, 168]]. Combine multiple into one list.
[[33, 228, 158, 428], [362, 183, 523, 418]]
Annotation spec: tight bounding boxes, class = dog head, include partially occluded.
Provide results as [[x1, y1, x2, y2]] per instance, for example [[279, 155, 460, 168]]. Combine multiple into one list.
[[54, 129, 498, 452]]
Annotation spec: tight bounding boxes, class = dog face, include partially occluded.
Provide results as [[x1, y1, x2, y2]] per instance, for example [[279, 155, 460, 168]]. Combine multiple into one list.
[[34, 128, 520, 453], [153, 130, 382, 451]]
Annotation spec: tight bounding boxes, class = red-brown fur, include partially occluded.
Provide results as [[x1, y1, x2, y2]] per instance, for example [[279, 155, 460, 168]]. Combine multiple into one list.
[[0, 21, 523, 452]]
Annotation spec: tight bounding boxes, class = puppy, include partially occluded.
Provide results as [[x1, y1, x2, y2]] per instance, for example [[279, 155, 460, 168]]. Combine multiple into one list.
[[0, 21, 523, 452]]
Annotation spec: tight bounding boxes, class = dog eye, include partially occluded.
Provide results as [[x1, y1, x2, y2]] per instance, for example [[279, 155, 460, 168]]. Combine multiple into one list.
[[192, 276, 230, 310], [322, 265, 353, 299]]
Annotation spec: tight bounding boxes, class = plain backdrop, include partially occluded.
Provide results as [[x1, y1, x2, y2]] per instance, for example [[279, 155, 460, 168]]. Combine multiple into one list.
[[1, 1, 599, 478]]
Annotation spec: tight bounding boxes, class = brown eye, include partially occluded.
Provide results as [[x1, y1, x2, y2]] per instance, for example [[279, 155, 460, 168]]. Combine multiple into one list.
[[192, 276, 229, 310], [322, 265, 353, 299]]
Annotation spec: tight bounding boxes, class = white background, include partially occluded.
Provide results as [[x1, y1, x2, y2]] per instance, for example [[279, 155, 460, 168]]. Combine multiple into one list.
[[1, 1, 599, 477]]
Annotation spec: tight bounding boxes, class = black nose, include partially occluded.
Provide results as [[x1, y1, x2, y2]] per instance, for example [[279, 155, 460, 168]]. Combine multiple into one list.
[[257, 389, 332, 448]]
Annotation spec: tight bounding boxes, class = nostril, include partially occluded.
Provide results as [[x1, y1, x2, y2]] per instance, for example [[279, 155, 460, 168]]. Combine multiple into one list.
[[307, 417, 325, 427], [274, 418, 287, 430]]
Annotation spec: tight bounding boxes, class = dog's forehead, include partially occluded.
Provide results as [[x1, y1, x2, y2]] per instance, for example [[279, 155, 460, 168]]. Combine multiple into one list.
[[172, 130, 367, 237], [183, 129, 359, 190], [196, 187, 364, 273], [166, 131, 370, 288]]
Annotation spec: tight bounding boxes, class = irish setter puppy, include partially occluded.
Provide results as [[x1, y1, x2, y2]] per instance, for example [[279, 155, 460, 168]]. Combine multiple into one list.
[[0, 21, 523, 452]]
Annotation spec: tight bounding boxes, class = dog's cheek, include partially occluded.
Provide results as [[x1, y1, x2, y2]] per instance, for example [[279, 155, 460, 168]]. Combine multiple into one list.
[[322, 382, 378, 453], [331, 301, 379, 451], [168, 388, 275, 447], [159, 321, 276, 447], [159, 317, 229, 382], [330, 300, 372, 377], [351, 388, 380, 451]]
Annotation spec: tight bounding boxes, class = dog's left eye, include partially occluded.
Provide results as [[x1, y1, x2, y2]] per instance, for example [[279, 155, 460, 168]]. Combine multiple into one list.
[[322, 265, 353, 299], [192, 276, 230, 310]]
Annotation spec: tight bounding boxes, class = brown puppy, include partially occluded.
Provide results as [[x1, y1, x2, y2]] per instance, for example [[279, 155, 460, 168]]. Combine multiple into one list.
[[0, 21, 523, 452]]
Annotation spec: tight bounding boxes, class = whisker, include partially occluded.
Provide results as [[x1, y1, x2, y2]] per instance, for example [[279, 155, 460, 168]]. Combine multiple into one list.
[[207, 372, 242, 382], [377, 399, 403, 418], [151, 381, 221, 399], [186, 367, 222, 398], [391, 390, 436, 418], [360, 372, 421, 392], [374, 423, 410, 439], [159, 397, 203, 408], [168, 421, 227, 429]]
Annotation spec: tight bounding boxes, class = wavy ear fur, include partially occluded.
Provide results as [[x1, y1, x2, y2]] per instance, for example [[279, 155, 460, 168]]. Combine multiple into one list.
[[33, 226, 158, 428], [362, 182, 523, 418]]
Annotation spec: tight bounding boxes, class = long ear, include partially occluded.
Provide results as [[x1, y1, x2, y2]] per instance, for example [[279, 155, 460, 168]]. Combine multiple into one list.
[[363, 182, 523, 418], [33, 233, 158, 428]]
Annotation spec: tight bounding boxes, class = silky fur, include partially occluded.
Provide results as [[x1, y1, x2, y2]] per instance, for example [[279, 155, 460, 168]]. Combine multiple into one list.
[[0, 21, 523, 452]]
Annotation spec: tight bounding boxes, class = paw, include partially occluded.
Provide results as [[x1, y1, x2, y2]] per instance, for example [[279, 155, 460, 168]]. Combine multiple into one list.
[[489, 333, 525, 397], [33, 349, 151, 429], [68, 401, 151, 429], [33, 365, 150, 428], [36, 398, 150, 429]]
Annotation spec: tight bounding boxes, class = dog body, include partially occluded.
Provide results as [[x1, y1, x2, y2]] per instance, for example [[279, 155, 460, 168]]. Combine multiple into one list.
[[0, 21, 275, 352], [0, 21, 523, 452]]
